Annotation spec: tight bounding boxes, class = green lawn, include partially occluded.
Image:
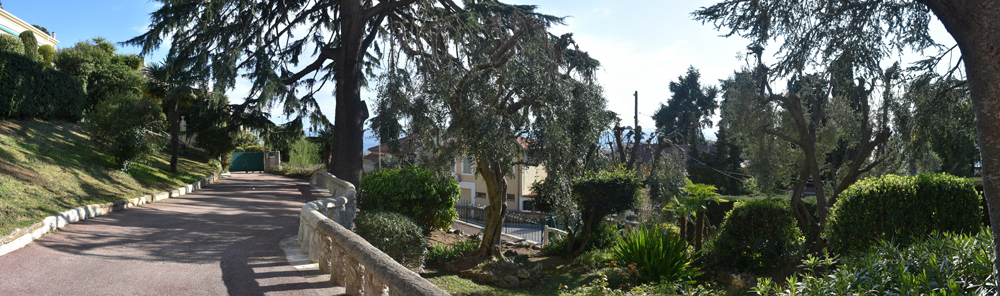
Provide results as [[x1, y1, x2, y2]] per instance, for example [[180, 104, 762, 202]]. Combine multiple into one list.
[[0, 119, 215, 236]]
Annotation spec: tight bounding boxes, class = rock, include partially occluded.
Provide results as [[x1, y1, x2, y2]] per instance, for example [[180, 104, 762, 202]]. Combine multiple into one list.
[[443, 263, 458, 272], [520, 278, 535, 288], [454, 229, 464, 235], [516, 268, 531, 279], [503, 275, 520, 287], [503, 250, 518, 258]]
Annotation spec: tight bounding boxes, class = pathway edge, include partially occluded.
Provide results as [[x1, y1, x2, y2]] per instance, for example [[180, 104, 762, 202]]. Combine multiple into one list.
[[0, 173, 222, 257]]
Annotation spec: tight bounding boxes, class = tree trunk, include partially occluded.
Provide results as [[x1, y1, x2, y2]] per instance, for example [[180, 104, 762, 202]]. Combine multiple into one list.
[[571, 211, 597, 258], [168, 99, 179, 173], [694, 210, 705, 252], [680, 214, 687, 243], [474, 161, 508, 261], [922, 0, 1000, 280], [329, 1, 367, 187]]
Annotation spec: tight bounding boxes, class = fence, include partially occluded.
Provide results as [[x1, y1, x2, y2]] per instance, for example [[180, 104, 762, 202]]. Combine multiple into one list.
[[454, 201, 545, 245], [298, 171, 450, 296]]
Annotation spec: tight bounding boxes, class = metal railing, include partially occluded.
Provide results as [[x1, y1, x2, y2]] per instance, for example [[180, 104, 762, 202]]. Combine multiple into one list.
[[299, 171, 450, 296], [454, 201, 544, 245]]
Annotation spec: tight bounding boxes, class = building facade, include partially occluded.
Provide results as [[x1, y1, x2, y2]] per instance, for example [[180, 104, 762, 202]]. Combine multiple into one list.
[[0, 8, 58, 47]]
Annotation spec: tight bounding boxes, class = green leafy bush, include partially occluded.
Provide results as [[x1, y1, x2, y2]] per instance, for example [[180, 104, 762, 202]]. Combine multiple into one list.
[[0, 51, 86, 120], [83, 94, 166, 172], [359, 166, 460, 234], [37, 44, 54, 66], [353, 211, 427, 268], [574, 248, 615, 270], [825, 173, 981, 254], [18, 31, 37, 61], [542, 220, 619, 256], [0, 34, 23, 54], [53, 38, 144, 110], [710, 198, 803, 273], [427, 235, 480, 265], [611, 225, 699, 284], [755, 230, 995, 296]]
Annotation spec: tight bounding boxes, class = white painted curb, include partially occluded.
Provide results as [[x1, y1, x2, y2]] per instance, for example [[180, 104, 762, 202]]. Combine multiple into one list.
[[0, 173, 221, 257]]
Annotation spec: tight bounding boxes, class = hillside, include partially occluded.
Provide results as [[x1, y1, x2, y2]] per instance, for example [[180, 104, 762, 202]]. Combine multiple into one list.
[[0, 120, 215, 236]]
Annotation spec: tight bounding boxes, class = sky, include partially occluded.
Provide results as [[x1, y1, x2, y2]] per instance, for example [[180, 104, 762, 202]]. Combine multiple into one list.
[[4, 0, 956, 150]]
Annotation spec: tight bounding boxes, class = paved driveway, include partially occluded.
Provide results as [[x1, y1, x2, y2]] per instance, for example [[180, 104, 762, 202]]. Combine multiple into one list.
[[0, 173, 328, 296]]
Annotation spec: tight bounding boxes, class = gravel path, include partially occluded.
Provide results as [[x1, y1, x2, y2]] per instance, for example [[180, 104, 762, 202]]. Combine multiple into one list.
[[0, 173, 328, 296]]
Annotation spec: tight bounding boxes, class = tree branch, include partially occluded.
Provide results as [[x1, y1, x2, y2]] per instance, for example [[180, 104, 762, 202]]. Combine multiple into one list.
[[763, 128, 805, 147], [363, 0, 420, 20]]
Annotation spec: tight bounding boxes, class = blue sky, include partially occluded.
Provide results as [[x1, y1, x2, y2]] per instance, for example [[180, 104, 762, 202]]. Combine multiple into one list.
[[5, 1, 955, 149]]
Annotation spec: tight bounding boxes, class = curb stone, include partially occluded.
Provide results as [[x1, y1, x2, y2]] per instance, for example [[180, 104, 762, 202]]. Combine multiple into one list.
[[0, 173, 221, 257]]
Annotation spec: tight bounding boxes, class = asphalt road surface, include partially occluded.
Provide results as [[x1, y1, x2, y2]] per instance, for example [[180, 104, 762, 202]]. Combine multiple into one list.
[[0, 173, 328, 296]]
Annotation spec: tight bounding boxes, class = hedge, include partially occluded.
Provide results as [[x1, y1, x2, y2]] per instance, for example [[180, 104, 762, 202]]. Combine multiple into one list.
[[0, 34, 23, 54], [710, 199, 803, 273], [0, 51, 86, 120], [359, 166, 460, 234], [825, 173, 982, 254]]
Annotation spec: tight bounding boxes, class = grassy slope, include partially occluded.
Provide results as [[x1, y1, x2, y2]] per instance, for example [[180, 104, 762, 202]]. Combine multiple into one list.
[[0, 120, 214, 236]]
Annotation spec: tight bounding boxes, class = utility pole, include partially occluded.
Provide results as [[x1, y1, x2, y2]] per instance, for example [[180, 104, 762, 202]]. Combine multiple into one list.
[[634, 91, 638, 133]]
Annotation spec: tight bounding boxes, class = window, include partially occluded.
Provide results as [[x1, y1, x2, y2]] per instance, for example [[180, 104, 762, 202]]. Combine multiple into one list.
[[462, 156, 474, 174], [506, 194, 515, 201], [476, 192, 486, 199], [522, 200, 533, 211]]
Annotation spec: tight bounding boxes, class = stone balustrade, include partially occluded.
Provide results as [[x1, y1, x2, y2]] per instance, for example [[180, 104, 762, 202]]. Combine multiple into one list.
[[299, 171, 450, 296]]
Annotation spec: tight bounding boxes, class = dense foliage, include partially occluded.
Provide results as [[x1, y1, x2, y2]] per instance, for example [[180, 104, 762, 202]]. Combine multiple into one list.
[[37, 44, 54, 66], [754, 231, 995, 296], [353, 211, 427, 269], [359, 166, 460, 234], [0, 34, 24, 54], [18, 31, 37, 62], [561, 167, 643, 256], [288, 137, 321, 165], [825, 173, 981, 254], [0, 51, 86, 120], [612, 225, 699, 284], [542, 220, 619, 256], [711, 199, 803, 273], [83, 94, 166, 172], [54, 38, 144, 111]]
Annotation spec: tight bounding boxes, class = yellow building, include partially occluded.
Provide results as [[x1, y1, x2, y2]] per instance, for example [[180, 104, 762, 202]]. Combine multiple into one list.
[[365, 137, 547, 211], [452, 154, 546, 212]]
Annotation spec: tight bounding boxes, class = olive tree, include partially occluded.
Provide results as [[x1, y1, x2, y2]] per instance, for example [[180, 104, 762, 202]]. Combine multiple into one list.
[[370, 1, 604, 260]]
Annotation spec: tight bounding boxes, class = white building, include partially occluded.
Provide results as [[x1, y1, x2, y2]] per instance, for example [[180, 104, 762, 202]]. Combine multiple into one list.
[[0, 8, 58, 47]]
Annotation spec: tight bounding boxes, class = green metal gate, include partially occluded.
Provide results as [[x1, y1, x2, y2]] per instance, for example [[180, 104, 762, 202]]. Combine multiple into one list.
[[230, 152, 265, 172]]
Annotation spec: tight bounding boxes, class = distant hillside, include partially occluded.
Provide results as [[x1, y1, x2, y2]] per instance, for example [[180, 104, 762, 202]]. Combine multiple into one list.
[[0, 120, 215, 236]]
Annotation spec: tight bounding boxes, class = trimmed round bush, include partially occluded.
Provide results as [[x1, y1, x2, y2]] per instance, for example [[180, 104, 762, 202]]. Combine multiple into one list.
[[354, 211, 427, 268], [825, 173, 981, 254], [38, 44, 54, 65], [711, 199, 803, 273], [0, 33, 24, 54], [359, 166, 460, 234]]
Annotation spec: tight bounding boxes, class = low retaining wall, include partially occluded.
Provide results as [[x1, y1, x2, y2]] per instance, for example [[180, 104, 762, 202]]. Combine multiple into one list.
[[0, 173, 221, 257], [299, 171, 450, 296]]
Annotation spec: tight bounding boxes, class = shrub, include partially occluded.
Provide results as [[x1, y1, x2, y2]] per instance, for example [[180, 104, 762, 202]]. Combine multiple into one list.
[[825, 173, 981, 254], [542, 220, 619, 256], [0, 34, 23, 54], [710, 199, 803, 273], [37, 44, 54, 66], [0, 51, 86, 120], [359, 166, 460, 234], [18, 31, 37, 61], [574, 248, 615, 270], [755, 230, 995, 296], [427, 235, 480, 265], [611, 225, 699, 284], [353, 211, 427, 268], [83, 94, 166, 172], [52, 38, 143, 111]]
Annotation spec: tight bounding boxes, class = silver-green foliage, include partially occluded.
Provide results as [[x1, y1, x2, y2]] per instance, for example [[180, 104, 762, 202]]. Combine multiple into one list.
[[0, 34, 24, 55], [353, 211, 427, 269]]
